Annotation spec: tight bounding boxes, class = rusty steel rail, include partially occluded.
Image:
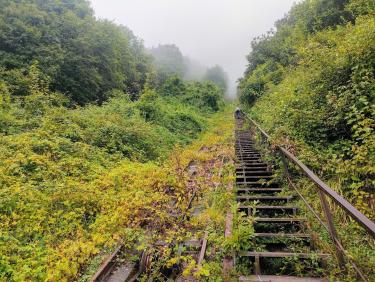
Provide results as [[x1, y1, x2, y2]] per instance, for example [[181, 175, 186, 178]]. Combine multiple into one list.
[[90, 245, 123, 282], [90, 246, 142, 282], [90, 190, 198, 281], [197, 231, 209, 265], [245, 114, 375, 238]]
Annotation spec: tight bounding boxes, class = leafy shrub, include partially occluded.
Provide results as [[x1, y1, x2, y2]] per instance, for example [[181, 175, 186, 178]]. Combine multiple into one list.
[[184, 81, 225, 112], [240, 0, 375, 214], [0, 50, 228, 280], [160, 75, 187, 96]]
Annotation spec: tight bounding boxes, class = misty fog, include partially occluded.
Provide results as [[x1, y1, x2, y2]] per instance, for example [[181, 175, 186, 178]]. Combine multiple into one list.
[[90, 0, 298, 97]]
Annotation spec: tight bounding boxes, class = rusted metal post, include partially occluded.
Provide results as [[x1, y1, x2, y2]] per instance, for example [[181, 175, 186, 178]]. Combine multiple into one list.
[[281, 148, 345, 267], [317, 190, 345, 267], [223, 210, 234, 274], [279, 150, 291, 181], [278, 146, 375, 238], [280, 149, 346, 267], [254, 254, 261, 275], [223, 177, 234, 275], [198, 232, 208, 266], [90, 245, 123, 282]]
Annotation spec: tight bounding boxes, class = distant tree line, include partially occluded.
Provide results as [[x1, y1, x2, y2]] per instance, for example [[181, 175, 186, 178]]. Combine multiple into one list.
[[0, 0, 153, 104], [0, 0, 229, 105], [150, 44, 229, 93]]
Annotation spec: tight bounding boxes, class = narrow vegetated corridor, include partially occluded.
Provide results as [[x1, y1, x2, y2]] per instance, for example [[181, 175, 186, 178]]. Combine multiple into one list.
[[230, 112, 375, 282], [87, 107, 236, 281], [1, 0, 374, 281]]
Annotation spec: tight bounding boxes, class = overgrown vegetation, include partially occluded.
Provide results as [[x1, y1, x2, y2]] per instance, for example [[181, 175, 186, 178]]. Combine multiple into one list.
[[134, 107, 235, 281], [239, 0, 374, 217], [0, 0, 230, 280], [0, 65, 226, 280], [239, 1, 375, 278]]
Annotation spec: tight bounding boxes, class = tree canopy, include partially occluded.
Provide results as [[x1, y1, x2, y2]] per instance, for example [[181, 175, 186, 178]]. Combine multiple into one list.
[[0, 0, 151, 104]]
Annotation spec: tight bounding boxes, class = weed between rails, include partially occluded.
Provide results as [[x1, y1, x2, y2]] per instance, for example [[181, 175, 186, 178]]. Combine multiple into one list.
[[138, 107, 236, 281], [79, 107, 241, 281]]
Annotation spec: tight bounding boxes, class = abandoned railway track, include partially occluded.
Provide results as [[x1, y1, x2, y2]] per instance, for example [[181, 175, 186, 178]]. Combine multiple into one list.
[[89, 110, 374, 281], [90, 181, 208, 281]]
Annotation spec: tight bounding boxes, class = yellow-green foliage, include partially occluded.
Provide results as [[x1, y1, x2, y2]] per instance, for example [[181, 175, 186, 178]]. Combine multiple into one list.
[[249, 15, 375, 216], [0, 1, 230, 279], [0, 64, 227, 281], [0, 81, 231, 281], [136, 106, 236, 281]]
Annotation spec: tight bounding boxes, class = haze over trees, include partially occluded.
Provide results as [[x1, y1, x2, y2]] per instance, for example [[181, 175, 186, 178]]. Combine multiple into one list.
[[150, 44, 228, 93], [204, 65, 229, 93], [149, 44, 187, 84], [183, 57, 207, 81], [0, 0, 374, 280], [0, 0, 227, 280]]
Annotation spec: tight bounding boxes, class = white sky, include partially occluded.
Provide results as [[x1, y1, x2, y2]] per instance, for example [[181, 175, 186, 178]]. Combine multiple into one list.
[[90, 0, 298, 96]]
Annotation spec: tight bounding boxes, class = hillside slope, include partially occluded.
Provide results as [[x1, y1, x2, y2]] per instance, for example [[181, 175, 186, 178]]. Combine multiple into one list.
[[239, 0, 374, 217]]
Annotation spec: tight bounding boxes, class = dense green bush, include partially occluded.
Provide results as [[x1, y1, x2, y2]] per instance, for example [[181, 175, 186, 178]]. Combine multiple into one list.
[[239, 3, 374, 278], [0, 60, 225, 281], [184, 81, 225, 112], [159, 75, 187, 97], [239, 0, 375, 214], [1, 73, 224, 164]]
